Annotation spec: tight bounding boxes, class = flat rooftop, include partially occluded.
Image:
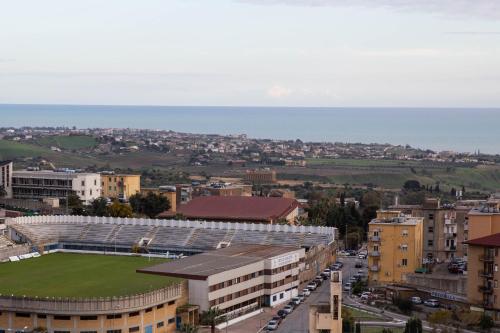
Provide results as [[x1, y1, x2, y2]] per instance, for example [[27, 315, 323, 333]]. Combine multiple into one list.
[[370, 216, 423, 225], [138, 244, 301, 280]]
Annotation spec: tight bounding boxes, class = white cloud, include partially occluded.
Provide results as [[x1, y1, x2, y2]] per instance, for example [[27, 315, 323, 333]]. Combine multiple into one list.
[[238, 0, 500, 20], [267, 85, 293, 98]]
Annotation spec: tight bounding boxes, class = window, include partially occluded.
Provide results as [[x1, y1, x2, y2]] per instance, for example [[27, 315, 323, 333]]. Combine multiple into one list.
[[81, 180, 85, 186], [429, 214, 434, 220], [168, 300, 175, 306], [402, 230, 408, 236], [129, 312, 139, 317], [54, 331, 70, 333], [495, 264, 498, 272], [157, 304, 164, 309], [280, 293, 284, 299], [427, 240, 434, 247], [401, 244, 408, 251], [145, 307, 152, 313], [168, 318, 175, 324], [272, 295, 277, 302], [157, 322, 164, 328], [37, 314, 47, 319], [80, 316, 98, 321], [94, 179, 97, 186], [81, 331, 97, 333], [401, 259, 408, 266], [106, 314, 122, 319], [106, 330, 121, 333], [15, 313, 31, 318], [373, 245, 379, 251], [428, 226, 434, 233], [54, 315, 71, 320], [495, 280, 498, 289], [128, 327, 139, 333]]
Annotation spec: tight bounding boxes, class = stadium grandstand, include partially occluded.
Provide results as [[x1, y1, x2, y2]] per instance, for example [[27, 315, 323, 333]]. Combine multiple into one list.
[[7, 215, 336, 255]]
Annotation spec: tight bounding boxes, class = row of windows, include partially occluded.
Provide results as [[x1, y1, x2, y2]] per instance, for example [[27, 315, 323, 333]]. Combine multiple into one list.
[[9, 302, 172, 321], [209, 284, 265, 307], [209, 271, 265, 292]]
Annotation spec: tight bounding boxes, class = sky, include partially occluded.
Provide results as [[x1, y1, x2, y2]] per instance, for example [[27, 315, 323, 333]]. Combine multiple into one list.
[[1, 0, 500, 107]]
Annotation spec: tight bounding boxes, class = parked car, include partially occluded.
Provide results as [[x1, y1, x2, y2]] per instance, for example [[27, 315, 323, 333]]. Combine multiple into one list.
[[344, 282, 352, 291], [360, 292, 372, 301], [267, 320, 279, 331], [297, 294, 305, 302], [335, 261, 344, 268], [320, 273, 328, 280], [272, 316, 283, 325], [307, 282, 317, 291], [283, 305, 293, 314], [424, 299, 440, 307], [410, 296, 422, 304], [355, 261, 363, 268], [291, 297, 301, 305], [277, 309, 288, 318], [302, 288, 311, 296]]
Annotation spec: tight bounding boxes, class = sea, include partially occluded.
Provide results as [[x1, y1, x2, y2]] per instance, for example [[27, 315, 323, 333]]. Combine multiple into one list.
[[0, 104, 499, 154]]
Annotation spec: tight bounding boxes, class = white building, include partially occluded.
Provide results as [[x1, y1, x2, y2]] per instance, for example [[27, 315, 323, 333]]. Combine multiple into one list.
[[12, 170, 101, 204], [0, 161, 13, 198], [139, 244, 305, 319]]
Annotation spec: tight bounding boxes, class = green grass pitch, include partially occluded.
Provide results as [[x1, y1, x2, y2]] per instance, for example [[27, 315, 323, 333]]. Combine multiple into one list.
[[0, 253, 179, 298]]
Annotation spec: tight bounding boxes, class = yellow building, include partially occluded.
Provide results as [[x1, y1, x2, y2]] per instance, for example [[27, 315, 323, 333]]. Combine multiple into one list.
[[101, 174, 141, 200], [141, 187, 177, 213], [368, 211, 424, 285]]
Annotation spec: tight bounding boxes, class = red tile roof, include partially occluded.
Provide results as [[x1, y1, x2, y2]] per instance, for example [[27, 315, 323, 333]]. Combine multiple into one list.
[[158, 196, 299, 223], [464, 233, 500, 247]]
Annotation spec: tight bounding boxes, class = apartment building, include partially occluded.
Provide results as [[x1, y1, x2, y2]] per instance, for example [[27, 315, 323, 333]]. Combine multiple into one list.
[[101, 173, 141, 200], [368, 212, 423, 285], [139, 244, 305, 319], [12, 170, 101, 204], [392, 198, 468, 261], [0, 160, 13, 198], [465, 233, 500, 320], [467, 197, 500, 240], [309, 271, 343, 333]]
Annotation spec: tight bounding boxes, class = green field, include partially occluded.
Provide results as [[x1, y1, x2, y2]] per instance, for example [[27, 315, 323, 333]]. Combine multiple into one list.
[[0, 253, 178, 298], [343, 306, 385, 322], [37, 135, 97, 150], [0, 140, 53, 160]]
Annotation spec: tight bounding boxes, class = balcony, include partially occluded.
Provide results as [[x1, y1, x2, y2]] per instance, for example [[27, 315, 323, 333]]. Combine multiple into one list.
[[370, 265, 380, 272], [479, 270, 494, 278], [444, 219, 456, 225], [445, 233, 457, 239], [370, 236, 381, 242], [369, 251, 380, 257], [479, 286, 494, 294], [480, 255, 495, 262], [444, 246, 457, 252]]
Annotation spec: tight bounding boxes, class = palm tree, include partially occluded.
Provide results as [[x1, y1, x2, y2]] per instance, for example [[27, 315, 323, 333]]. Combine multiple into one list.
[[200, 307, 225, 333]]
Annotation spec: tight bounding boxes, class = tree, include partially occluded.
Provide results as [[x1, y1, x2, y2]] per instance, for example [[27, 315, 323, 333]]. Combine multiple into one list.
[[381, 329, 393, 333], [479, 314, 494, 332], [129, 192, 171, 218], [450, 187, 457, 197], [179, 323, 198, 333], [403, 180, 421, 191], [393, 297, 413, 315], [200, 308, 225, 333], [107, 200, 133, 218], [404, 317, 423, 333], [88, 197, 109, 216], [434, 183, 440, 193]]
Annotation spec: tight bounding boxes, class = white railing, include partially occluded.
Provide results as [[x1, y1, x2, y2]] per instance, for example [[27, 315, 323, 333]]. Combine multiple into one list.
[[9, 215, 337, 237]]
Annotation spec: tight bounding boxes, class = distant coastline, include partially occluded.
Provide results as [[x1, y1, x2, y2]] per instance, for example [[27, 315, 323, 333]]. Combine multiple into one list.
[[1, 104, 499, 154]]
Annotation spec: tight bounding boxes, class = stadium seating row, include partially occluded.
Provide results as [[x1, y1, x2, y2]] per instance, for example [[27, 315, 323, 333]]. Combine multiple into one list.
[[9, 252, 40, 262], [9, 222, 333, 252]]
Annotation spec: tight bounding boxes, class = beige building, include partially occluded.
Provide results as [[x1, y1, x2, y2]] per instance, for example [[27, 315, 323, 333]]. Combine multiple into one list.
[[392, 198, 469, 261], [101, 173, 141, 200], [0, 160, 13, 198], [309, 270, 343, 333], [244, 169, 277, 184], [368, 212, 424, 284], [0, 283, 186, 333], [139, 244, 305, 319]]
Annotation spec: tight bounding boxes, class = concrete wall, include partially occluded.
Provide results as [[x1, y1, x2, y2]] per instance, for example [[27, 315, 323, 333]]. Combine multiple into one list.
[[405, 273, 467, 296]]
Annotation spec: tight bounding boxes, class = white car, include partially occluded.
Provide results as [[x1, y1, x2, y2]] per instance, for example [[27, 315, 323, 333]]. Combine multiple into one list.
[[291, 297, 301, 305], [283, 305, 294, 314], [411, 296, 422, 304], [343, 283, 352, 291], [302, 288, 311, 296], [267, 320, 279, 331], [307, 282, 317, 291]]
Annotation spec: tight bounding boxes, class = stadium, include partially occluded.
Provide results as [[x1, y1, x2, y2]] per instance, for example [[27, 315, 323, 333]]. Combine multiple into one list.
[[1, 215, 337, 333]]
